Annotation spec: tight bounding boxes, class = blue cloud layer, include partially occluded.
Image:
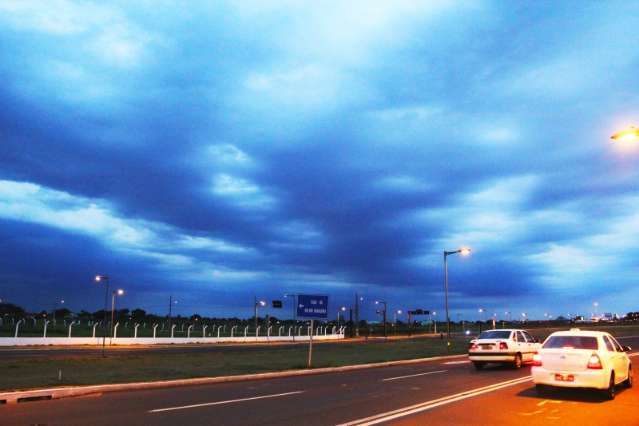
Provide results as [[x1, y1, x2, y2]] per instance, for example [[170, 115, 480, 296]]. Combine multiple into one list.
[[1, 1, 639, 320]]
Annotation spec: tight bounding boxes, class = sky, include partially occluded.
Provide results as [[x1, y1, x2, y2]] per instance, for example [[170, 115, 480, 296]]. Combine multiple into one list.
[[1, 0, 639, 321]]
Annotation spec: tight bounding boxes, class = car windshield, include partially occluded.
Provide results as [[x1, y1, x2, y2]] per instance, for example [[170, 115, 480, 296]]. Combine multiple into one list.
[[478, 331, 511, 339], [543, 336, 598, 350]]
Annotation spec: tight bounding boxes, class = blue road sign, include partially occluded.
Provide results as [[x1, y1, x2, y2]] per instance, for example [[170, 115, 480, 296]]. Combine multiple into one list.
[[297, 295, 328, 319]]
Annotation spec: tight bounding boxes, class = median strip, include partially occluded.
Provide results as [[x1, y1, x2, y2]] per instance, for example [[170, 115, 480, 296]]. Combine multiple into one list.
[[148, 390, 304, 413], [338, 375, 533, 426]]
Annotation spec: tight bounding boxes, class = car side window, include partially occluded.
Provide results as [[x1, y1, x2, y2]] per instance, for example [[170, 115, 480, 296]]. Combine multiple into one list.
[[523, 331, 534, 342], [516, 331, 526, 342], [603, 336, 615, 352], [610, 336, 624, 352]]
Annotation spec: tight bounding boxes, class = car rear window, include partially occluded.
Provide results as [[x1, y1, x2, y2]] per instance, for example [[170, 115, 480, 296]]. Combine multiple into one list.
[[543, 336, 598, 350], [478, 330, 511, 339]]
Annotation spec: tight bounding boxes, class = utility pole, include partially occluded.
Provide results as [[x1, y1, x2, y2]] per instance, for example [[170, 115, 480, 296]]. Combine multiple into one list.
[[354, 293, 360, 337], [168, 295, 173, 335]]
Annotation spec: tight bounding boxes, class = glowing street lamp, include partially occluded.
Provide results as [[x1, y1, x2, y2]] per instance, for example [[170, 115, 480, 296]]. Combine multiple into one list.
[[611, 126, 639, 143], [254, 297, 266, 331], [337, 306, 347, 326], [443, 248, 471, 340], [110, 289, 124, 338], [94, 274, 110, 356]]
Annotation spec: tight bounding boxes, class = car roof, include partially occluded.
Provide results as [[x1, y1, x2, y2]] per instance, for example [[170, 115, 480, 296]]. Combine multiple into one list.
[[547, 329, 609, 337]]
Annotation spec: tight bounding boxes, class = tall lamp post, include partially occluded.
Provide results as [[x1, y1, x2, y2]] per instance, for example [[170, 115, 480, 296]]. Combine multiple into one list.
[[375, 300, 387, 338], [337, 306, 346, 327], [110, 289, 124, 338], [94, 275, 109, 357], [444, 247, 471, 339], [254, 297, 266, 332]]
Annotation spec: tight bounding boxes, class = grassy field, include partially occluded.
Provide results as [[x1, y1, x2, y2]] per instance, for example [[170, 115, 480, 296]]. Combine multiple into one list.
[[0, 337, 468, 392], [1, 324, 637, 392]]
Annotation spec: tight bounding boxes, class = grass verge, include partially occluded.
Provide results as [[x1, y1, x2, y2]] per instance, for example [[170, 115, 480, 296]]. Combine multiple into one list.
[[0, 338, 467, 392]]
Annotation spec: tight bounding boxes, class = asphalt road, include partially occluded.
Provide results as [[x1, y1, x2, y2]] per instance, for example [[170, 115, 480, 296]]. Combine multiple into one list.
[[2, 336, 638, 426]]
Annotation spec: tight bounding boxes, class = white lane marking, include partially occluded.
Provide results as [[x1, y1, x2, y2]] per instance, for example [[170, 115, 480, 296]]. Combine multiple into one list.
[[337, 376, 532, 426], [148, 390, 304, 413], [443, 360, 470, 365], [382, 370, 447, 382]]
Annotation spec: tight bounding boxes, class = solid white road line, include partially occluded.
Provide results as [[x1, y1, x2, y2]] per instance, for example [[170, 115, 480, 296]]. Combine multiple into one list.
[[443, 360, 470, 365], [382, 370, 447, 382], [337, 376, 532, 426], [148, 390, 304, 413]]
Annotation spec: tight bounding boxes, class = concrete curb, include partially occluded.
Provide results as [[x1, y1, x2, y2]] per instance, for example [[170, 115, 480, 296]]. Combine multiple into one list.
[[0, 353, 467, 404]]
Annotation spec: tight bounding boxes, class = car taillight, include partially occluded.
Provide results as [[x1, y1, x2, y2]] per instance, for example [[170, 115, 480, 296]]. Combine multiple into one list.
[[469, 342, 478, 350], [532, 352, 542, 367], [499, 342, 508, 350], [587, 353, 603, 369]]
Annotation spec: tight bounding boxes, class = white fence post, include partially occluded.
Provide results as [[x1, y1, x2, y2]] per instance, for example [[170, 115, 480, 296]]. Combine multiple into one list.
[[68, 321, 75, 338], [203, 325, 208, 337], [187, 324, 193, 338], [332, 326, 336, 334], [171, 324, 176, 338], [113, 322, 120, 339], [14, 319, 23, 338], [153, 323, 158, 339], [278, 326, 284, 336], [43, 320, 50, 338], [231, 325, 237, 337], [134, 323, 140, 338], [288, 326, 292, 336], [256, 326, 260, 338], [267, 326, 272, 338], [92, 322, 99, 338], [244, 326, 248, 338], [217, 326, 221, 338], [325, 327, 328, 336]]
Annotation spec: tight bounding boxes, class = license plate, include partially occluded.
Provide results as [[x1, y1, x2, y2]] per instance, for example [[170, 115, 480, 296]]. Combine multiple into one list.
[[554, 374, 574, 382]]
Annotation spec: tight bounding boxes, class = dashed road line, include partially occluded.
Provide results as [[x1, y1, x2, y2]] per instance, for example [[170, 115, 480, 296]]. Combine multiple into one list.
[[382, 370, 447, 382], [148, 390, 304, 413]]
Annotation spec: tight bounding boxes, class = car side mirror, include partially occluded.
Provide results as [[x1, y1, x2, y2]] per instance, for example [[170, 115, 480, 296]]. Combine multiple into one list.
[[623, 345, 632, 352]]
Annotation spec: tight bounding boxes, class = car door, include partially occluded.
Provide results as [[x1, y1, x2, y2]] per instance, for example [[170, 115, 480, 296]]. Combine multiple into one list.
[[610, 336, 630, 382], [516, 331, 530, 360], [523, 331, 539, 355]]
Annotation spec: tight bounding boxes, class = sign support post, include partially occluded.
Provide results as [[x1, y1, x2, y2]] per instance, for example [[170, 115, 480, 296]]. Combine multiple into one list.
[[307, 319, 314, 368]]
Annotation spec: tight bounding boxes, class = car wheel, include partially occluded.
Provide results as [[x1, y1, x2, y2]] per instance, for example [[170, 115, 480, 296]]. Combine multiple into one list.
[[624, 366, 633, 388], [602, 373, 615, 400], [473, 362, 484, 370], [513, 353, 522, 369]]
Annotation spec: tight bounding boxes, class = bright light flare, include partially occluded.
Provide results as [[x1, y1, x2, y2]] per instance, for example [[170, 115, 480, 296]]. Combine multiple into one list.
[[460, 247, 471, 256], [116, 289, 124, 296], [611, 126, 639, 143]]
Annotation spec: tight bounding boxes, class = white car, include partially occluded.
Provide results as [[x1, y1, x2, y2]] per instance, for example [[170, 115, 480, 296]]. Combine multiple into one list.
[[468, 329, 541, 370], [531, 329, 633, 400]]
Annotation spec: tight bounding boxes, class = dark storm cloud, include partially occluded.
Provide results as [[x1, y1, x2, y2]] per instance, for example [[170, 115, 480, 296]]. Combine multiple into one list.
[[1, 1, 639, 319]]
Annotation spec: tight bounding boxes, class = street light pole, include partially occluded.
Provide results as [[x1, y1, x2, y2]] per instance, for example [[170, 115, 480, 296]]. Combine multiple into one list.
[[375, 301, 387, 338], [110, 289, 124, 338], [254, 297, 266, 332], [443, 248, 471, 340], [95, 275, 109, 357]]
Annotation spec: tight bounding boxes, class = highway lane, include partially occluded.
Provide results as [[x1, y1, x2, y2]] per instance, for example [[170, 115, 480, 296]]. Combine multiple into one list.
[[2, 336, 638, 425], [390, 354, 639, 426]]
